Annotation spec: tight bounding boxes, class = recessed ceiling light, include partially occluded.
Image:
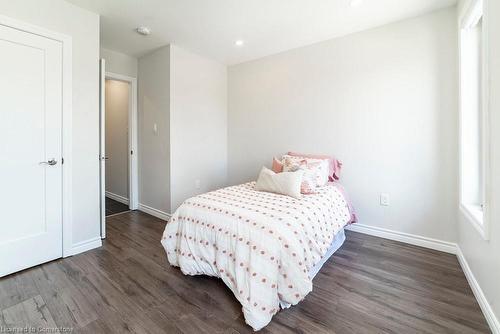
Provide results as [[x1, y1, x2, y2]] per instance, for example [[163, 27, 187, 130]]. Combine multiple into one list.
[[136, 26, 152, 36], [235, 40, 244, 47], [349, 0, 363, 7]]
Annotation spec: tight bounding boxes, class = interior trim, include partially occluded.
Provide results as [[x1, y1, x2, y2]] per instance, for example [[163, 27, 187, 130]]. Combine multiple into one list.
[[138, 203, 171, 221], [457, 247, 500, 334], [346, 223, 457, 254], [105, 191, 129, 206], [67, 237, 102, 257], [104, 71, 139, 210]]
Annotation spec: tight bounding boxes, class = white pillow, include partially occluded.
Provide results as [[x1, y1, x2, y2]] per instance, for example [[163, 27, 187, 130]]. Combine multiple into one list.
[[255, 167, 304, 199]]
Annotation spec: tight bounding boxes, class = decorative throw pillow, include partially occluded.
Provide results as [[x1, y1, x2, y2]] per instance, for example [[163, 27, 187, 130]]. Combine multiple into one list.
[[287, 151, 342, 181], [281, 157, 319, 194], [282, 155, 329, 187], [271, 157, 283, 173], [255, 167, 304, 199]]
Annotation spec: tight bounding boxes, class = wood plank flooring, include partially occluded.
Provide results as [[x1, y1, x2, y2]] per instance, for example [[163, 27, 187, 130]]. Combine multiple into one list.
[[106, 197, 130, 216], [0, 211, 490, 333]]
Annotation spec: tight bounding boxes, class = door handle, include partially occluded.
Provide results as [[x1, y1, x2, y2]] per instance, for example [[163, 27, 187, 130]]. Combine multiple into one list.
[[100, 156, 109, 161], [39, 158, 57, 166]]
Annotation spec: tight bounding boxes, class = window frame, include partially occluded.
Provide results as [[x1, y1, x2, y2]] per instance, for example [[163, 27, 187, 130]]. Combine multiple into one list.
[[458, 0, 490, 240]]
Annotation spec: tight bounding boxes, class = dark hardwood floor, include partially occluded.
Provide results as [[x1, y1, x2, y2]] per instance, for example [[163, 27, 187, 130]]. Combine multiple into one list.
[[0, 211, 490, 333], [106, 197, 130, 216]]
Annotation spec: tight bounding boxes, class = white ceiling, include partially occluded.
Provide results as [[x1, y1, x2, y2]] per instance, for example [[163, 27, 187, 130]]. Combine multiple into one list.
[[67, 0, 456, 65]]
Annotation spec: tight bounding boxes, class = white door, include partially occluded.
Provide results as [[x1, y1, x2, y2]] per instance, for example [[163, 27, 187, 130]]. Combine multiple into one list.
[[99, 59, 106, 238], [0, 24, 63, 277]]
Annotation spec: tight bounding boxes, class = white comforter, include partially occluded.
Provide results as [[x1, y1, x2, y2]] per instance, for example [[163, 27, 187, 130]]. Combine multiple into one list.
[[161, 182, 352, 330]]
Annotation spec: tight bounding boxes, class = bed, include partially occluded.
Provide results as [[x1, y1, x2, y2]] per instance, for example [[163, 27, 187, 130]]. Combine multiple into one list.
[[161, 181, 356, 330]]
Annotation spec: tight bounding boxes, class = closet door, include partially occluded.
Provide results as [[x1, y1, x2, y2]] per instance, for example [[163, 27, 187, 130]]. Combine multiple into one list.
[[0, 23, 63, 276]]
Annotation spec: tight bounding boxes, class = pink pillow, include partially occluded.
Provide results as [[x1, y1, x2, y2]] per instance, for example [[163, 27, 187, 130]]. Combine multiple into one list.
[[287, 151, 342, 181], [271, 157, 283, 173]]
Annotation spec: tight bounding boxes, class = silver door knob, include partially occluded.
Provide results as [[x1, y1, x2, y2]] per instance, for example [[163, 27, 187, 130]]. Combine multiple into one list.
[[39, 158, 57, 166]]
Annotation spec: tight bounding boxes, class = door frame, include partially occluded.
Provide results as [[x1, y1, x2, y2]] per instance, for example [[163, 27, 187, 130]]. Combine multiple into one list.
[[99, 59, 106, 238], [0, 15, 74, 257], [101, 71, 139, 218]]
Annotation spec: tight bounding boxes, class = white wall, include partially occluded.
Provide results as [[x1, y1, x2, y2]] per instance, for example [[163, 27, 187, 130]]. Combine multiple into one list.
[[138, 46, 171, 214], [137, 44, 228, 214], [170, 45, 228, 210], [0, 0, 101, 247], [457, 0, 500, 330], [101, 47, 138, 78], [228, 8, 458, 243], [105, 79, 129, 199]]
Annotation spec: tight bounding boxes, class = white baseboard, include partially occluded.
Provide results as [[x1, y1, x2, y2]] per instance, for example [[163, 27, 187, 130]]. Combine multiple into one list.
[[457, 247, 500, 334], [105, 191, 129, 205], [138, 203, 171, 221], [66, 237, 102, 257], [346, 223, 457, 254]]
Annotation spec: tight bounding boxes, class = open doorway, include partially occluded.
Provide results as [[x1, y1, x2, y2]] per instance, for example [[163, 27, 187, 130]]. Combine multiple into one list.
[[99, 59, 138, 238], [105, 78, 130, 215]]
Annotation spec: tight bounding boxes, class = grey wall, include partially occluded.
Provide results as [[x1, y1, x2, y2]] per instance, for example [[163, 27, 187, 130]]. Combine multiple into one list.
[[169, 45, 228, 210], [228, 8, 458, 243], [105, 79, 129, 200], [137, 44, 228, 214], [138, 46, 171, 214], [0, 0, 101, 246]]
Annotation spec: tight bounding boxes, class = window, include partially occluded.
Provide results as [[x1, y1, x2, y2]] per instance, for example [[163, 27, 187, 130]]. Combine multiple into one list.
[[459, 0, 488, 239]]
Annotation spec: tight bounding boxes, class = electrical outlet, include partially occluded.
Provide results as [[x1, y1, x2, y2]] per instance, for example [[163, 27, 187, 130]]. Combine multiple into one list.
[[380, 193, 390, 206], [195, 179, 201, 189]]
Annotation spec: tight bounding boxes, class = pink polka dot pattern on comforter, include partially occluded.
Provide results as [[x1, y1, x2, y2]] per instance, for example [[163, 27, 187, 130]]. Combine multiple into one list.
[[161, 181, 354, 330]]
